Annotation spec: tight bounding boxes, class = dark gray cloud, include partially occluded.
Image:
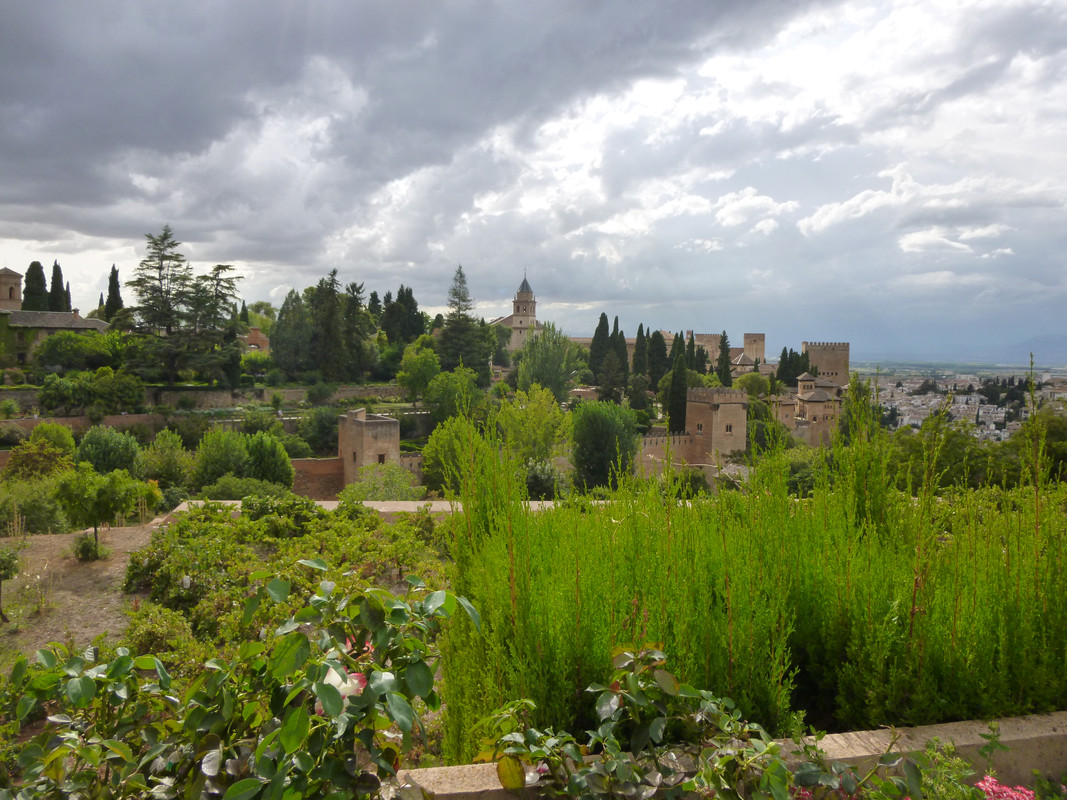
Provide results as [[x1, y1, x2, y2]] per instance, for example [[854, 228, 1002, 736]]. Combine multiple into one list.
[[1, 0, 1065, 362]]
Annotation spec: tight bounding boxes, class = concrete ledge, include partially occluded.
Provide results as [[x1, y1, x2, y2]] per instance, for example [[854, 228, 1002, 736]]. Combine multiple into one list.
[[398, 712, 1067, 799]]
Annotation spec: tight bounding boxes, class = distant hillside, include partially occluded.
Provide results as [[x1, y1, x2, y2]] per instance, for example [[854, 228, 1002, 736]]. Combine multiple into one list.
[[995, 335, 1067, 368]]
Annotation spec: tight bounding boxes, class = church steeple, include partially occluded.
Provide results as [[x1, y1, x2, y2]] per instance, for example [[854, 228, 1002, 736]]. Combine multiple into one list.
[[510, 273, 536, 351]]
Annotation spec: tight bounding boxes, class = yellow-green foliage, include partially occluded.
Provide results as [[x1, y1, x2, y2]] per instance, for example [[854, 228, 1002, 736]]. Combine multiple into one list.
[[440, 428, 1067, 764]]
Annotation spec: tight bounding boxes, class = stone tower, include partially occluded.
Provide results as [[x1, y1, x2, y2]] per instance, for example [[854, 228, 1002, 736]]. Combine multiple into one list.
[[509, 275, 537, 352], [802, 341, 850, 387], [743, 333, 765, 363], [0, 268, 22, 311]]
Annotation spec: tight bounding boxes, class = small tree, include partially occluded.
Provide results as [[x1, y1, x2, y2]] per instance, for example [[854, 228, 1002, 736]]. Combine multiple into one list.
[[397, 336, 440, 404], [144, 428, 193, 492], [55, 465, 159, 559], [192, 428, 249, 489], [246, 431, 295, 487], [667, 354, 688, 433], [0, 439, 73, 482], [571, 401, 638, 490], [75, 425, 145, 478], [716, 330, 733, 387], [422, 415, 491, 494]]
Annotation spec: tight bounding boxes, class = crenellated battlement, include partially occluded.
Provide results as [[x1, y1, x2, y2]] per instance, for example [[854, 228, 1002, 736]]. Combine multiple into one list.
[[802, 341, 849, 349], [687, 387, 749, 403]]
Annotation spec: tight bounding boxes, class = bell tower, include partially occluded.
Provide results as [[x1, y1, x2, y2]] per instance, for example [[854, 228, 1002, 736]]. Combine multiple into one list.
[[510, 274, 536, 351]]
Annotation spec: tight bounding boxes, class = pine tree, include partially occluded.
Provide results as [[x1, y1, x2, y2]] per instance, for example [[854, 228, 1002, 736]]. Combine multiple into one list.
[[49, 261, 66, 311], [308, 270, 345, 382], [589, 313, 610, 382], [668, 332, 685, 364], [22, 261, 49, 311], [439, 265, 491, 383], [104, 265, 124, 321], [271, 290, 312, 378], [667, 354, 688, 433], [716, 330, 733, 387], [128, 224, 190, 336], [239, 300, 250, 324]]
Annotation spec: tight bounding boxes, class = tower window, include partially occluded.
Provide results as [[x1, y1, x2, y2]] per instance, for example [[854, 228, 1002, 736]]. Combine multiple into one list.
[[725, 424, 733, 433]]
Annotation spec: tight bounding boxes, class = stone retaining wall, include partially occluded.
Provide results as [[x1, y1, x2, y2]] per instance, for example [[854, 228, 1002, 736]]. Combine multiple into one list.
[[399, 711, 1067, 798], [291, 457, 345, 500]]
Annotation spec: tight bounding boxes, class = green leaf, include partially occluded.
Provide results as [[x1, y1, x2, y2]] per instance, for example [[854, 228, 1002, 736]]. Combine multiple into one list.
[[653, 669, 679, 696], [497, 755, 526, 791], [10, 655, 27, 686], [279, 707, 310, 755], [649, 716, 667, 744], [35, 649, 57, 669], [297, 558, 328, 572], [242, 594, 261, 627], [105, 655, 134, 680], [423, 590, 448, 615], [66, 675, 96, 707], [405, 661, 434, 699], [386, 692, 415, 733], [315, 681, 344, 717], [266, 578, 291, 603], [16, 695, 35, 721], [270, 632, 310, 681], [222, 778, 264, 800], [595, 691, 620, 721], [202, 747, 223, 777], [455, 595, 481, 631], [368, 670, 398, 695], [903, 758, 923, 800]]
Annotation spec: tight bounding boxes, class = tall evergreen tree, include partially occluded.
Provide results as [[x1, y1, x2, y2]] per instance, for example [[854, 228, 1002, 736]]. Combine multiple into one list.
[[686, 333, 696, 369], [98, 293, 105, 310], [610, 316, 629, 383], [342, 281, 374, 382], [271, 290, 312, 378], [632, 323, 647, 376], [439, 265, 491, 383], [668, 332, 685, 364], [104, 264, 124, 322], [716, 330, 733, 387], [64, 281, 72, 312], [367, 291, 382, 322], [239, 300, 250, 324], [667, 354, 689, 433], [48, 261, 66, 311], [128, 225, 190, 336], [588, 313, 610, 382], [22, 261, 49, 311], [307, 270, 345, 381], [647, 329, 669, 389], [694, 345, 709, 374]]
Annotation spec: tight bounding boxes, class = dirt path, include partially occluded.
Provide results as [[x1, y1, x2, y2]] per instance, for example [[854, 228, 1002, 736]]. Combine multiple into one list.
[[0, 519, 165, 665]]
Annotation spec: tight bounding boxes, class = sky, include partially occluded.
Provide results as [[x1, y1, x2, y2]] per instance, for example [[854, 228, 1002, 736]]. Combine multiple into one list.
[[2, 1, 1065, 364]]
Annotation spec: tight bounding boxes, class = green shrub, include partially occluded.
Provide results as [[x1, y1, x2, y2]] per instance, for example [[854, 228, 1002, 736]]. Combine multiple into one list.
[[265, 368, 285, 387], [0, 398, 20, 419], [143, 428, 193, 492], [298, 406, 339, 456], [75, 425, 145, 478], [198, 475, 290, 501], [280, 433, 312, 459], [72, 531, 109, 561], [0, 438, 73, 482], [245, 431, 294, 487], [338, 462, 426, 503], [306, 381, 335, 405], [0, 477, 69, 534], [192, 428, 248, 489], [122, 601, 202, 662], [0, 424, 25, 449], [29, 422, 75, 455]]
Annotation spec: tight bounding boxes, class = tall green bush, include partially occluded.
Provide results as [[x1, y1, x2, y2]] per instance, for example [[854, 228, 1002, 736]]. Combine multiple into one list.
[[246, 430, 295, 487], [75, 425, 145, 478], [570, 401, 637, 489], [192, 428, 248, 489]]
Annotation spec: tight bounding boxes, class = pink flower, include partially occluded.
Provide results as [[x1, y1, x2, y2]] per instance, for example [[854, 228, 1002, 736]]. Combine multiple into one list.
[[315, 666, 368, 715], [977, 776, 1036, 800]]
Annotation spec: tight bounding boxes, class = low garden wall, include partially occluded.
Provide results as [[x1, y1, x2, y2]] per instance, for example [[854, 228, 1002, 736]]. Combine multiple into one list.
[[398, 711, 1067, 798]]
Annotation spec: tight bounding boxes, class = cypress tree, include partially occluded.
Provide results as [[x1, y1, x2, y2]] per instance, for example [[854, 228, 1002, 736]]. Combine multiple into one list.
[[632, 323, 647, 376], [239, 300, 250, 324], [667, 354, 688, 433], [104, 265, 124, 321], [686, 333, 696, 369], [716, 330, 733, 387], [610, 316, 628, 382], [647, 329, 669, 389], [98, 293, 105, 309], [668, 332, 685, 364], [589, 313, 610, 382], [48, 261, 65, 311], [64, 281, 72, 312], [22, 261, 49, 311]]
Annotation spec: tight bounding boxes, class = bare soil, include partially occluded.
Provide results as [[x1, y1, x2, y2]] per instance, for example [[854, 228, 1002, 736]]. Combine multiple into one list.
[[0, 518, 165, 667]]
